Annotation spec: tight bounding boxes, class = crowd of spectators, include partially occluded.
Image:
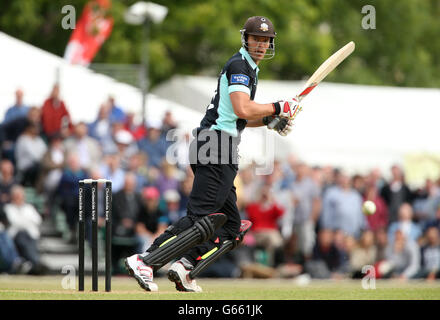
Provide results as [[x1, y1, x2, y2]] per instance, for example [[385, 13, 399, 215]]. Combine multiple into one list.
[[233, 157, 440, 281], [0, 85, 439, 281], [0, 85, 181, 274]]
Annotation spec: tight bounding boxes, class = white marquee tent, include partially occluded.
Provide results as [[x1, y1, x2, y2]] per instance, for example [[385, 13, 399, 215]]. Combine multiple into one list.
[[0, 31, 198, 130]]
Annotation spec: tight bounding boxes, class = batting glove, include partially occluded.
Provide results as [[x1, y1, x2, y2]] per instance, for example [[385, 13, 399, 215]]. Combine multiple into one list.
[[272, 98, 300, 119], [263, 116, 294, 136]]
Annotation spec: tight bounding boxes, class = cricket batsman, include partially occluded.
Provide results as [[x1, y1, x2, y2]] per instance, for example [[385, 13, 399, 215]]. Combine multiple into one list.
[[125, 16, 299, 292]]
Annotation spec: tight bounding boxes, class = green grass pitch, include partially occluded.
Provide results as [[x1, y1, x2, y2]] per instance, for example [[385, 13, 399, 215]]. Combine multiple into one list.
[[0, 275, 439, 300]]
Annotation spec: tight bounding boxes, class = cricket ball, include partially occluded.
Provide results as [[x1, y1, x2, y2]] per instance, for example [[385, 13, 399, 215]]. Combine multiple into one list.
[[362, 200, 376, 215]]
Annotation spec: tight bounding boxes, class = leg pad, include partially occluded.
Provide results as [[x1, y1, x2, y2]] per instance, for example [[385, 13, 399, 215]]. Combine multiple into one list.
[[143, 213, 227, 270], [189, 220, 252, 279]]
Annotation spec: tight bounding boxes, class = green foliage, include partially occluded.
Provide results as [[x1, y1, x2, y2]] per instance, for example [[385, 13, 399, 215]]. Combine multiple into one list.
[[0, 0, 438, 88]]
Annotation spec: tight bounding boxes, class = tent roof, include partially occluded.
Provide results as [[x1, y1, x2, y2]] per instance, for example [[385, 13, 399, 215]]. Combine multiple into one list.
[[0, 32, 199, 131]]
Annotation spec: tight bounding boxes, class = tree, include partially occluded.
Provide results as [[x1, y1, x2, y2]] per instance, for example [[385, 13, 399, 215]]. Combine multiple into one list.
[[0, 0, 438, 88]]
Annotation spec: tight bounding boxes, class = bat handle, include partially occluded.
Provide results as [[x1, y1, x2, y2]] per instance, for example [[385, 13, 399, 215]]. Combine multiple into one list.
[[268, 117, 280, 129]]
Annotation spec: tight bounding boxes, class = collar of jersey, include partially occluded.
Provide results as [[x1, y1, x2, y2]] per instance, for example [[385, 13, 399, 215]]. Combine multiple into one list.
[[239, 47, 259, 73]]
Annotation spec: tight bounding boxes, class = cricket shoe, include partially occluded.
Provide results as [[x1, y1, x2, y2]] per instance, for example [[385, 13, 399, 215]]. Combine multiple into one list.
[[167, 257, 202, 292], [124, 254, 158, 292]]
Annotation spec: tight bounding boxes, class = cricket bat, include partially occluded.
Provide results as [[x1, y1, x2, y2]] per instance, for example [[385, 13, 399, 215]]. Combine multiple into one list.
[[269, 41, 355, 129]]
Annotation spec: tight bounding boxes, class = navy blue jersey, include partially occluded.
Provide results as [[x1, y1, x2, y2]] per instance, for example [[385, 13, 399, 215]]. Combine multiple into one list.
[[199, 47, 259, 138]]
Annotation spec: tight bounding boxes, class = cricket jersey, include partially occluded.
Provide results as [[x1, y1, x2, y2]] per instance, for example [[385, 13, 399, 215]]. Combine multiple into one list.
[[199, 47, 259, 138]]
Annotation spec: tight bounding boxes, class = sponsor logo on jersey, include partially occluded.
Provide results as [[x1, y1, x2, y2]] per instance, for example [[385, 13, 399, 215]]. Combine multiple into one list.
[[230, 74, 250, 86]]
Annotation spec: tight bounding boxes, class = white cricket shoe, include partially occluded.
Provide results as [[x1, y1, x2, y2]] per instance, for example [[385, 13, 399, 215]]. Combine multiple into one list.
[[167, 258, 202, 292], [124, 254, 158, 292]]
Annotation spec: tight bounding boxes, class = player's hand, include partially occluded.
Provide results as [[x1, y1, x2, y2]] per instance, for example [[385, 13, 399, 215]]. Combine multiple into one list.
[[262, 116, 294, 136], [274, 117, 293, 136], [262, 115, 276, 127], [272, 98, 300, 119]]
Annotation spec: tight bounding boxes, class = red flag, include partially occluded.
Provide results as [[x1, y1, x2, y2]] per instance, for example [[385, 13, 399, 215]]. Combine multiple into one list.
[[64, 0, 113, 66]]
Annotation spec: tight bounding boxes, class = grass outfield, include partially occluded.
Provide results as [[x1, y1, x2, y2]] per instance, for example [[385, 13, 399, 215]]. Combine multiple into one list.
[[0, 275, 439, 300]]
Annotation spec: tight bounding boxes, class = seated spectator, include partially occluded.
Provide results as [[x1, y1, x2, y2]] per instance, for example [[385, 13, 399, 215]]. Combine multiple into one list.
[[333, 229, 351, 274], [0, 205, 31, 274], [172, 132, 191, 171], [41, 83, 73, 139], [412, 179, 439, 223], [113, 172, 143, 237], [63, 122, 102, 172], [161, 110, 177, 134], [290, 162, 322, 259], [0, 106, 41, 164], [112, 172, 143, 272], [0, 159, 17, 205], [123, 111, 136, 132], [137, 119, 168, 168], [305, 229, 347, 279], [246, 185, 285, 267], [387, 203, 422, 244], [156, 160, 179, 194], [380, 165, 414, 224], [124, 111, 147, 141], [367, 167, 386, 191], [0, 227, 30, 274], [237, 164, 260, 210], [163, 189, 183, 224], [352, 174, 366, 195], [107, 95, 126, 124], [99, 121, 124, 155], [38, 134, 65, 196], [320, 171, 367, 239], [424, 202, 440, 231], [4, 185, 47, 274], [38, 133, 66, 220], [382, 229, 420, 280], [278, 153, 298, 191], [178, 172, 193, 215], [88, 103, 112, 143], [113, 129, 139, 170], [363, 182, 388, 232], [127, 152, 153, 190], [55, 152, 88, 240], [349, 230, 377, 278], [136, 186, 168, 252], [3, 89, 29, 124], [414, 226, 440, 280], [322, 165, 338, 191], [374, 227, 389, 261], [14, 122, 47, 187], [99, 153, 125, 193]]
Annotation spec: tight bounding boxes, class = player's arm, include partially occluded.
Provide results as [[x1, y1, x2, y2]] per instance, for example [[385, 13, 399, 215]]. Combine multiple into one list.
[[227, 61, 295, 121], [230, 91, 275, 120], [246, 119, 265, 127]]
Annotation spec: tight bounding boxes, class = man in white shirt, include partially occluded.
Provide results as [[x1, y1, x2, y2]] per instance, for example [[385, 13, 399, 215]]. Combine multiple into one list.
[[4, 185, 45, 274]]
